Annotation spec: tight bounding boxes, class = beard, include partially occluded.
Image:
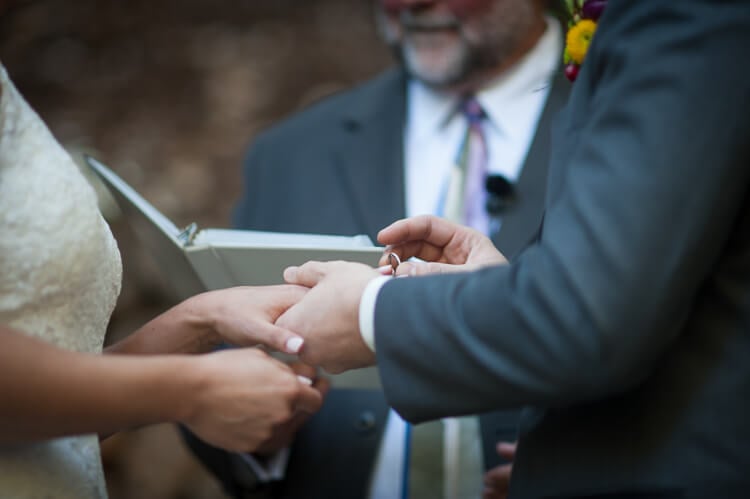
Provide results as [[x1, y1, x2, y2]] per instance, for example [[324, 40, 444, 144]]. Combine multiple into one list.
[[391, 33, 512, 90], [380, 1, 538, 91]]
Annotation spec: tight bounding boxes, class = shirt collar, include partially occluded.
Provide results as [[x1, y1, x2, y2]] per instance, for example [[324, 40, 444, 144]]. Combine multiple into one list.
[[406, 78, 456, 142]]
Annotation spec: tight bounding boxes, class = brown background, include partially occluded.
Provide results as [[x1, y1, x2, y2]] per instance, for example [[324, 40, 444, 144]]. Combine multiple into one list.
[[1, 1, 392, 497]]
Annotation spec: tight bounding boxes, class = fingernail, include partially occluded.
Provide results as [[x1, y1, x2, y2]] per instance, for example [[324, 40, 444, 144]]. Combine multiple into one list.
[[285, 337, 304, 354], [377, 265, 392, 274], [297, 375, 313, 386]]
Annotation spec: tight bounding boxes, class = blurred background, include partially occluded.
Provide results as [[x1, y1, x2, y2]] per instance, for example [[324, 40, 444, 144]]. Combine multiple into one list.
[[0, 0, 392, 497]]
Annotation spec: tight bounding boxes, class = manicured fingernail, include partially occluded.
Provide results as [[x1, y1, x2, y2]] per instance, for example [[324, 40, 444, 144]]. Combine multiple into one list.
[[285, 337, 304, 354], [377, 265, 392, 274], [297, 375, 313, 386]]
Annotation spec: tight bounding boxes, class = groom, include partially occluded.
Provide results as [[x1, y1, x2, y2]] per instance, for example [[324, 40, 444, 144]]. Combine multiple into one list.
[[274, 1, 750, 498]]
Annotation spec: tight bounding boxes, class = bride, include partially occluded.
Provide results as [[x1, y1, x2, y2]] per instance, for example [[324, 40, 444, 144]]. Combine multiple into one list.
[[0, 62, 326, 498]]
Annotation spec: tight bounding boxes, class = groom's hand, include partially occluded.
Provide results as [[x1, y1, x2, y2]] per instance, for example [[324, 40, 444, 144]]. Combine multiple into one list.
[[277, 261, 379, 374], [377, 215, 507, 277]]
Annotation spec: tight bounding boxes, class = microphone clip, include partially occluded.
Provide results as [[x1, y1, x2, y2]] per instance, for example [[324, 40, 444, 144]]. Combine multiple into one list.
[[485, 175, 516, 215]]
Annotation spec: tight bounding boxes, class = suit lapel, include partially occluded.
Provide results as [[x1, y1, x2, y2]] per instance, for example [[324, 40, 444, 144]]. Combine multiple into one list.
[[493, 70, 570, 259], [331, 69, 408, 240]]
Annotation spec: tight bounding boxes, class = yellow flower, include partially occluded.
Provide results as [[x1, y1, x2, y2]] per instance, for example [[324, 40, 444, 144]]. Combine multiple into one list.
[[566, 19, 597, 65]]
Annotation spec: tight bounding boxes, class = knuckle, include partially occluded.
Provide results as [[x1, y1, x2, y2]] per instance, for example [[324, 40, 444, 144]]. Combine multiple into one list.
[[278, 374, 300, 397], [263, 423, 277, 439], [272, 406, 293, 425]]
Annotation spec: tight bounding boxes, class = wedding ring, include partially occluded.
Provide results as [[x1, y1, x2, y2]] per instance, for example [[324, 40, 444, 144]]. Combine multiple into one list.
[[388, 252, 401, 277]]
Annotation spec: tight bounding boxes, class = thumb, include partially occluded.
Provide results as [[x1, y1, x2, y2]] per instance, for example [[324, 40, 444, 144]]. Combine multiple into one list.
[[283, 261, 327, 287]]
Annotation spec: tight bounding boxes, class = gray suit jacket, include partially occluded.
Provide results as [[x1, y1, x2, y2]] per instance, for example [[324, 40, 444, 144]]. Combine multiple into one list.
[[189, 64, 567, 498], [374, 1, 750, 498]]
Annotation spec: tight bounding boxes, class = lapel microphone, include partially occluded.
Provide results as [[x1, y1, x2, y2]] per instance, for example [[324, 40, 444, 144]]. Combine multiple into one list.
[[485, 174, 516, 215]]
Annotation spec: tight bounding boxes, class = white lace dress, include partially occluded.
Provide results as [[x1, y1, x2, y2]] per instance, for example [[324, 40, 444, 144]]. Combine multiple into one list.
[[0, 64, 122, 498]]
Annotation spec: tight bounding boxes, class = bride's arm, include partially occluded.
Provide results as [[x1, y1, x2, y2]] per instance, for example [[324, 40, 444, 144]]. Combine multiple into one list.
[[0, 324, 322, 451], [0, 324, 191, 443]]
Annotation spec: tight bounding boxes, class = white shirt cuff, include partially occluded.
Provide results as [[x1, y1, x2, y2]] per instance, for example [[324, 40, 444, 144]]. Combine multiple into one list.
[[359, 275, 391, 353]]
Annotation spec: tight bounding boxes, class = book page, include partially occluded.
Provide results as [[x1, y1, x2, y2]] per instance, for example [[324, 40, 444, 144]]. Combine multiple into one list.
[[193, 228, 375, 248], [186, 244, 384, 288]]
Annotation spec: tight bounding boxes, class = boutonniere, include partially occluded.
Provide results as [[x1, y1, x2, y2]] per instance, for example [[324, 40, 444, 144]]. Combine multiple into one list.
[[564, 0, 607, 82]]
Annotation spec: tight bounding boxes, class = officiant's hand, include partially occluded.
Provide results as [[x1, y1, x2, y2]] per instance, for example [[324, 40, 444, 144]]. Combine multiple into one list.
[[277, 261, 379, 374], [377, 215, 507, 276], [482, 441, 516, 499]]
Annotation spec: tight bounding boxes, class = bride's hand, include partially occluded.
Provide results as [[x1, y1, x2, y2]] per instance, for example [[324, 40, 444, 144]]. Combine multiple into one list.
[[183, 284, 308, 354]]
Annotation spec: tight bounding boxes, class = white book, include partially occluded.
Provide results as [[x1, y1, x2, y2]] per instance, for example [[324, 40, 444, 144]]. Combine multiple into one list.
[[86, 155, 383, 389]]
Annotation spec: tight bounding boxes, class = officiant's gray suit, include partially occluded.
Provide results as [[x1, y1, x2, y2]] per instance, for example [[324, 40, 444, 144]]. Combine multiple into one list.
[[372, 1, 750, 498], [183, 65, 569, 498]]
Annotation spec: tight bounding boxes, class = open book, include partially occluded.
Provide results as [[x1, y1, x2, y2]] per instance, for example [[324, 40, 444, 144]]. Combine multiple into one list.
[[86, 155, 384, 388], [86, 156, 385, 298]]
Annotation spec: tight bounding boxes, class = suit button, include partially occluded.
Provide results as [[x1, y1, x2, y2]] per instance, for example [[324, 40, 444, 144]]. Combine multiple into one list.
[[354, 410, 377, 434]]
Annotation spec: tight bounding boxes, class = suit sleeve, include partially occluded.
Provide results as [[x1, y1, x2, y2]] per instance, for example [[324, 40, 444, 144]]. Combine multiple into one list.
[[374, 0, 750, 422]]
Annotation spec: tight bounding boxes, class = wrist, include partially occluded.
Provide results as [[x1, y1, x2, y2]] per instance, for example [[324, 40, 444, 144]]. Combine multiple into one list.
[[174, 293, 224, 353], [158, 355, 203, 424], [84, 354, 196, 429]]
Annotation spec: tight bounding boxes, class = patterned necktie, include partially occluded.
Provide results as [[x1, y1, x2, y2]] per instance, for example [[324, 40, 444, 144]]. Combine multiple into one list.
[[448, 97, 487, 498], [443, 96, 489, 234], [405, 97, 487, 499]]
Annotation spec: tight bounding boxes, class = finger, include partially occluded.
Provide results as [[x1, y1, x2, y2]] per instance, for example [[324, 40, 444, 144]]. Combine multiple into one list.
[[482, 486, 506, 499], [377, 215, 460, 247], [313, 375, 332, 399], [482, 487, 508, 499], [382, 241, 451, 265], [274, 285, 309, 313], [377, 264, 393, 275], [484, 463, 512, 487], [394, 260, 472, 277], [288, 362, 318, 379], [239, 319, 305, 355], [265, 283, 308, 303], [283, 261, 328, 287], [496, 441, 517, 460], [294, 384, 324, 414]]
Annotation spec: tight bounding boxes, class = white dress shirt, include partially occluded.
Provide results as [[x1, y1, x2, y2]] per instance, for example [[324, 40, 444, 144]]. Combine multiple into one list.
[[366, 16, 561, 499]]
